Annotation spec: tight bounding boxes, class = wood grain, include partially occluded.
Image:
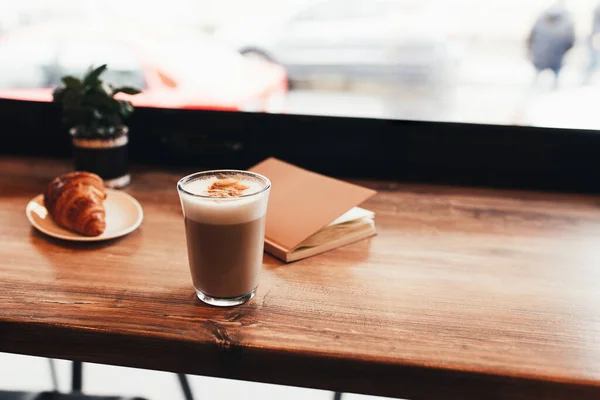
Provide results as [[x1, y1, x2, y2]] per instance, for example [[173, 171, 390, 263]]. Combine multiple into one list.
[[1, 156, 600, 399]]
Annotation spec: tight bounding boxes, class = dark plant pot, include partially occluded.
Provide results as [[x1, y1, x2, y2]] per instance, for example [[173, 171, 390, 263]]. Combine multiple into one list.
[[70, 126, 130, 189]]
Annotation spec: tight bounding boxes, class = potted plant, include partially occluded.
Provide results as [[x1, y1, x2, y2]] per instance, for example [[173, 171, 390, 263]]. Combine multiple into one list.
[[53, 64, 140, 189]]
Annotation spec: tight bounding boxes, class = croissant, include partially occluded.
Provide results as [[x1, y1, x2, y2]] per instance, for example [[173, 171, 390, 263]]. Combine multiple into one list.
[[44, 172, 107, 236]]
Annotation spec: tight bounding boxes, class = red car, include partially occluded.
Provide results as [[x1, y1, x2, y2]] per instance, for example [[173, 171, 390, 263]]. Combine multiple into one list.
[[0, 21, 288, 112]]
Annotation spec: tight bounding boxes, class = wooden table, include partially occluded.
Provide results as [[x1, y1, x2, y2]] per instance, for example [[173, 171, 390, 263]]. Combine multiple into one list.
[[1, 156, 600, 400]]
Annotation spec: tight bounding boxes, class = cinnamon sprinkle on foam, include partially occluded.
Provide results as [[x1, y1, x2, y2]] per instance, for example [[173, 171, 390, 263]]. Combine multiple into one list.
[[207, 178, 250, 197]]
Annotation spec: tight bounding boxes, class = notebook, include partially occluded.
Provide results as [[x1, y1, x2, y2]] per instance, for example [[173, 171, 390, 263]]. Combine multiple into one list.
[[250, 158, 377, 262]]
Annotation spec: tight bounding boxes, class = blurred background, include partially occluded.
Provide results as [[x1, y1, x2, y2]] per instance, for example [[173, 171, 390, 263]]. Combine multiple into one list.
[[0, 0, 599, 130]]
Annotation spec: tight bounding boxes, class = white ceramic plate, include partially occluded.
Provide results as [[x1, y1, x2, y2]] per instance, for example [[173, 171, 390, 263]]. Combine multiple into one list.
[[26, 189, 143, 242]]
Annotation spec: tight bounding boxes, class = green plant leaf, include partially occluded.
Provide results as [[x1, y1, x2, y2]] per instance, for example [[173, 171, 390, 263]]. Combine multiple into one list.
[[52, 87, 65, 103], [83, 64, 107, 87], [62, 89, 82, 108], [61, 76, 82, 89], [112, 86, 141, 96], [83, 89, 113, 108], [117, 100, 134, 117], [55, 63, 134, 137]]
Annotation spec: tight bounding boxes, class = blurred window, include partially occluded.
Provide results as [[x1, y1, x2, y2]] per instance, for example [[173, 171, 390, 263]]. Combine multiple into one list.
[[56, 39, 147, 89], [294, 0, 341, 22], [0, 36, 58, 88], [341, 0, 409, 19], [294, 0, 411, 21], [0, 0, 598, 131]]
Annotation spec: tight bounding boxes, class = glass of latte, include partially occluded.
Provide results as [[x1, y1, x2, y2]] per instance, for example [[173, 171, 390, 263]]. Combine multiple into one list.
[[177, 170, 271, 307]]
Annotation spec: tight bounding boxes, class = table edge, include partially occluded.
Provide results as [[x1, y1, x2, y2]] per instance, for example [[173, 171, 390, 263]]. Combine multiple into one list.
[[1, 319, 599, 400]]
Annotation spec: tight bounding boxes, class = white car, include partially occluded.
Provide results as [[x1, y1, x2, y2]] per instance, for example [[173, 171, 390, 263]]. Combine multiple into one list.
[[214, 0, 461, 86]]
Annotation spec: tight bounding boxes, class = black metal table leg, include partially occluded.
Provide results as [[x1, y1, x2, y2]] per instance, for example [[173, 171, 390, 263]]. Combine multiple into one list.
[[177, 374, 195, 400], [333, 392, 343, 400], [72, 361, 83, 393]]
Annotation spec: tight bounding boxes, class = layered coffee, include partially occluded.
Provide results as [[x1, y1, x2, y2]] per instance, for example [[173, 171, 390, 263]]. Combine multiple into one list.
[[178, 172, 270, 306]]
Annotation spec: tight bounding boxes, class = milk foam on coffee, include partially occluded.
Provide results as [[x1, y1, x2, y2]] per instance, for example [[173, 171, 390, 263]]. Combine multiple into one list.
[[181, 177, 268, 225]]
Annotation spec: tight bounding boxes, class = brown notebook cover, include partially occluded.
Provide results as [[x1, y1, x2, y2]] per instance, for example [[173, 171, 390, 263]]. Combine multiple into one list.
[[250, 158, 377, 262]]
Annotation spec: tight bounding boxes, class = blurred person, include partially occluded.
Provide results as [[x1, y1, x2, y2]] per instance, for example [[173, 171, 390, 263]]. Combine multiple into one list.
[[584, 2, 600, 84], [527, 2, 575, 89]]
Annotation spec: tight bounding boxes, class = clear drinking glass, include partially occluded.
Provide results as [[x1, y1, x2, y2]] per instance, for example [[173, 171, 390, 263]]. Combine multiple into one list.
[[177, 170, 271, 306]]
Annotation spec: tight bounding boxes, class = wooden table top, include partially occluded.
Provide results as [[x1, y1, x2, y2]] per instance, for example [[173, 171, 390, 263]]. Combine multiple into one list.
[[2, 156, 600, 400]]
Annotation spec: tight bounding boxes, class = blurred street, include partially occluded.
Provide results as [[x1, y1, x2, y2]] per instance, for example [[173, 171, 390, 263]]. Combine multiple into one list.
[[285, 37, 600, 129], [1, 0, 600, 129]]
